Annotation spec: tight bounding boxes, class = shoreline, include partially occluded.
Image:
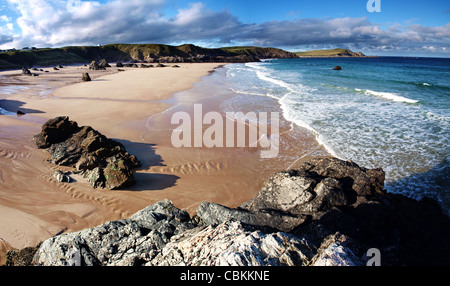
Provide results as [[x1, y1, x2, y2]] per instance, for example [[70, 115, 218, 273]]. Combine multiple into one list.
[[0, 62, 327, 264]]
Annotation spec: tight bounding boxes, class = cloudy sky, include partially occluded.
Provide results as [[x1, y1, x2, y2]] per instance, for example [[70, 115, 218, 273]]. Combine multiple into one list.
[[0, 0, 449, 57]]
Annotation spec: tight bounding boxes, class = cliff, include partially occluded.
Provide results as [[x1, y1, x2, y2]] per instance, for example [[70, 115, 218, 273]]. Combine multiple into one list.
[[6, 157, 449, 266], [0, 44, 298, 70], [295, 48, 366, 57]]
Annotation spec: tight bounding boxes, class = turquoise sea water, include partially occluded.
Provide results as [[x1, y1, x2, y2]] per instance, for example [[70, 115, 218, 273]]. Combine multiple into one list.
[[222, 57, 450, 212]]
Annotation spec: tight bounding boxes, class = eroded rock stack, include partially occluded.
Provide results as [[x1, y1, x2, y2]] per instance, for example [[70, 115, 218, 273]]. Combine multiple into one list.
[[12, 157, 449, 266], [32, 116, 140, 189]]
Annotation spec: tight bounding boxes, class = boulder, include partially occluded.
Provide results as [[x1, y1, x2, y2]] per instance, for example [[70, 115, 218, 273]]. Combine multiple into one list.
[[53, 170, 71, 183], [32, 116, 140, 189], [32, 200, 196, 266], [89, 61, 105, 70], [245, 157, 384, 217], [32, 116, 79, 149], [98, 59, 110, 68], [148, 219, 316, 266], [21, 67, 32, 76], [333, 66, 342, 70], [196, 201, 306, 232], [103, 160, 136, 190], [81, 72, 91, 82], [116, 62, 123, 67]]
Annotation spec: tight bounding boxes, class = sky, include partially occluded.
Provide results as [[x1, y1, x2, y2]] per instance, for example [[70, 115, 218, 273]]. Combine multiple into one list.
[[0, 0, 449, 57]]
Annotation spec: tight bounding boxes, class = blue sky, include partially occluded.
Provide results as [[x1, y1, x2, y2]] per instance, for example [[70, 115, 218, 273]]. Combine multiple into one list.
[[0, 0, 449, 57]]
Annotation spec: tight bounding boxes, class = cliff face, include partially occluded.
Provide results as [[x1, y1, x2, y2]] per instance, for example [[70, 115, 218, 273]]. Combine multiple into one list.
[[7, 157, 449, 266], [0, 44, 298, 70]]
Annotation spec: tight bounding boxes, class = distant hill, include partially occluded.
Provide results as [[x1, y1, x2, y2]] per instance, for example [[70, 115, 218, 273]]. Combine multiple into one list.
[[295, 48, 366, 57], [0, 44, 298, 70]]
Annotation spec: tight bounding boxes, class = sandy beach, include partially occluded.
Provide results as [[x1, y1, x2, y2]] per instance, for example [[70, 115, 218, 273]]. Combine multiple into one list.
[[0, 63, 327, 264]]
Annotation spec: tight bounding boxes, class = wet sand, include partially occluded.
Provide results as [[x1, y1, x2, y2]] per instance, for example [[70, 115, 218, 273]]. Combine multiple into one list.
[[0, 63, 328, 264]]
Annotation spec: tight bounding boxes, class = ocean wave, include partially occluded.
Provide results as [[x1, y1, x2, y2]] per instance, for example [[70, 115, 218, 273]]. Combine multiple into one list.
[[356, 88, 419, 104]]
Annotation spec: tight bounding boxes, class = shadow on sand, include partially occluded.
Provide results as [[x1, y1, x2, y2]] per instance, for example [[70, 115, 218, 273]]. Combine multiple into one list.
[[0, 99, 44, 114], [113, 139, 180, 192]]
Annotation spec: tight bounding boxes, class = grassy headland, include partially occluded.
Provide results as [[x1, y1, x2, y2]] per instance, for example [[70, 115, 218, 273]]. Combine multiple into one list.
[[0, 44, 298, 71], [295, 48, 366, 57]]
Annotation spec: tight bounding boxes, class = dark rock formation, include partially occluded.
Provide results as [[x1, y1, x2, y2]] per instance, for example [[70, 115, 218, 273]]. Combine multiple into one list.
[[81, 72, 91, 82], [32, 116, 140, 189], [333, 66, 342, 70], [21, 67, 32, 76], [98, 59, 110, 68], [116, 61, 123, 67], [88, 60, 105, 70], [7, 157, 449, 266]]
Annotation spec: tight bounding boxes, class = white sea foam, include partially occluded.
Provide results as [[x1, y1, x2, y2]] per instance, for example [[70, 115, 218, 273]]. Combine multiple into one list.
[[358, 89, 419, 104]]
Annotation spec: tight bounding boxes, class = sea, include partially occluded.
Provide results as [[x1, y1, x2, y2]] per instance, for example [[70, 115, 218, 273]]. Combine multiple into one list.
[[220, 56, 450, 213]]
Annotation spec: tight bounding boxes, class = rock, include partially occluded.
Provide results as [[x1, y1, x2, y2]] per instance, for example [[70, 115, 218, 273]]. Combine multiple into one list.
[[172, 65, 180, 68], [196, 201, 306, 232], [32, 116, 79, 149], [81, 72, 91, 82], [53, 170, 71, 183], [6, 244, 41, 266], [245, 157, 382, 216], [32, 116, 140, 189], [12, 157, 450, 266], [116, 61, 123, 67], [85, 167, 105, 188], [53, 67, 59, 70], [148, 219, 316, 266], [16, 110, 25, 116], [98, 59, 110, 68], [103, 160, 135, 190], [89, 61, 105, 70], [156, 63, 166, 67], [33, 200, 196, 266], [21, 67, 32, 76], [58, 65, 64, 68], [309, 233, 364, 266], [333, 66, 342, 70]]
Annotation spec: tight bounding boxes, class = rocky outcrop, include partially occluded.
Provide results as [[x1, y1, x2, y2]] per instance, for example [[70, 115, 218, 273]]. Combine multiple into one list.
[[21, 66, 32, 76], [32, 116, 140, 189], [88, 60, 107, 70], [98, 59, 110, 68], [81, 72, 91, 82], [8, 157, 450, 266]]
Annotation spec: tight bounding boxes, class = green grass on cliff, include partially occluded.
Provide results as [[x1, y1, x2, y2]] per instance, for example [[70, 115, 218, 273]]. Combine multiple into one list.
[[0, 44, 299, 70], [295, 48, 353, 57]]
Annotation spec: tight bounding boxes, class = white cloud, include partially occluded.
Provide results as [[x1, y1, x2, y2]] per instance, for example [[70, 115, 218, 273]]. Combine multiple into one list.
[[0, 15, 11, 22]]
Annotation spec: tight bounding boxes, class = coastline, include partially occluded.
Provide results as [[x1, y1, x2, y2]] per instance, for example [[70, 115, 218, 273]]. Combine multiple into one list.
[[0, 62, 328, 264]]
